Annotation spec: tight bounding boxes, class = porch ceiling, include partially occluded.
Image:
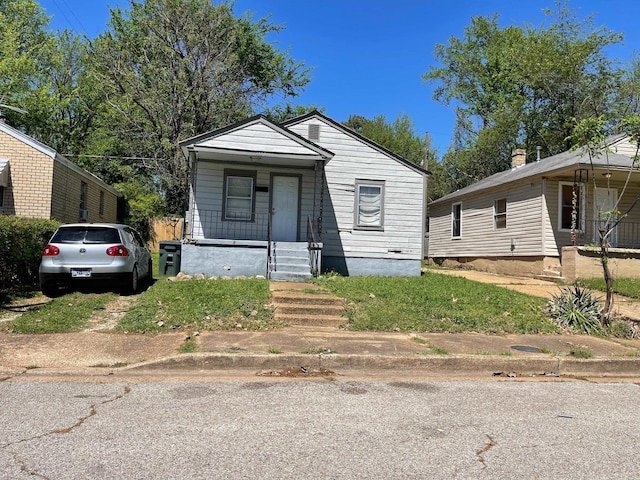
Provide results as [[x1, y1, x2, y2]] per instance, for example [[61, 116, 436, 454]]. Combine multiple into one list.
[[190, 146, 328, 168]]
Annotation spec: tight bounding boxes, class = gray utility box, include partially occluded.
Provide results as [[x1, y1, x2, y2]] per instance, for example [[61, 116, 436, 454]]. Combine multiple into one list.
[[159, 240, 181, 276]]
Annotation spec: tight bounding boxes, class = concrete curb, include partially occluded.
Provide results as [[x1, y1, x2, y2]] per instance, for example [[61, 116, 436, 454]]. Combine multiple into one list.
[[122, 353, 640, 377]]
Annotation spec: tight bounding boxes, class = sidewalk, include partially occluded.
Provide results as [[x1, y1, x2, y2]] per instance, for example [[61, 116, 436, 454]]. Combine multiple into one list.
[[1, 271, 639, 381]]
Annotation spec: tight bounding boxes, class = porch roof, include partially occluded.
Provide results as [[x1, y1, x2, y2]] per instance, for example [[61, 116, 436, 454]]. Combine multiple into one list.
[[180, 115, 334, 168], [431, 148, 639, 206]]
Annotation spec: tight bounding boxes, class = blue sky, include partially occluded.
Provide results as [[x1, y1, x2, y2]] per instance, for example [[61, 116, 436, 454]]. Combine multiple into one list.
[[38, 0, 640, 154]]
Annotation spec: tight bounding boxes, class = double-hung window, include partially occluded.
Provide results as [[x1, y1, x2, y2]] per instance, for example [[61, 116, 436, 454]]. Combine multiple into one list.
[[559, 182, 583, 231], [494, 198, 507, 229], [452, 202, 462, 238], [354, 180, 384, 230], [224, 171, 255, 221]]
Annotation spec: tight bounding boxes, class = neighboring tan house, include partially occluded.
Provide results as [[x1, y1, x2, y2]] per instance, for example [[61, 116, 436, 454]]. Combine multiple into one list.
[[179, 111, 428, 280], [428, 138, 640, 282], [0, 121, 119, 223]]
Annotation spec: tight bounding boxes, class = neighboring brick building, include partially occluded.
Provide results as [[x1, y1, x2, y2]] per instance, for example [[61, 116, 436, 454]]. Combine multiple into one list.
[[0, 121, 120, 223]]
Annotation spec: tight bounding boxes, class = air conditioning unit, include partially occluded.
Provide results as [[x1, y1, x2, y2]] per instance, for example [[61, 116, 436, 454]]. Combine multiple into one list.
[[79, 209, 89, 221]]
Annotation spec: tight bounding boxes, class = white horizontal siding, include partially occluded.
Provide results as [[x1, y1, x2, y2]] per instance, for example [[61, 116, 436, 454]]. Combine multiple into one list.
[[190, 161, 315, 240], [288, 118, 426, 261], [199, 123, 315, 155], [429, 182, 544, 258], [610, 137, 640, 158]]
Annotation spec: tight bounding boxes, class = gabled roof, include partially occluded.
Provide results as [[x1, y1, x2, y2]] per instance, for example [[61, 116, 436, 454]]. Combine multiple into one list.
[[179, 114, 334, 161], [0, 122, 119, 195], [283, 111, 430, 176], [430, 147, 637, 206]]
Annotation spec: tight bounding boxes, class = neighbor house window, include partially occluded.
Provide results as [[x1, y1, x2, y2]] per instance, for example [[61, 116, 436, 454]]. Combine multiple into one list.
[[99, 190, 105, 216], [494, 198, 507, 229], [0, 186, 4, 210], [559, 182, 584, 231], [354, 180, 384, 230], [452, 202, 462, 238], [223, 171, 256, 221]]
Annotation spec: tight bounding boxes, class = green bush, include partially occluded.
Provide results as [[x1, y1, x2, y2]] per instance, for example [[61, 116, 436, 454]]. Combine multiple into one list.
[[0, 216, 59, 294], [548, 283, 603, 335]]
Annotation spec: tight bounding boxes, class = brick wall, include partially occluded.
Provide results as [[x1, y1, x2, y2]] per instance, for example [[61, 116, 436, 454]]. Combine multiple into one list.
[[0, 129, 119, 222], [0, 130, 53, 218]]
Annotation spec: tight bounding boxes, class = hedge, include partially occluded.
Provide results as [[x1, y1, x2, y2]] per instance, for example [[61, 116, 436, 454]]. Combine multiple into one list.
[[0, 216, 59, 293]]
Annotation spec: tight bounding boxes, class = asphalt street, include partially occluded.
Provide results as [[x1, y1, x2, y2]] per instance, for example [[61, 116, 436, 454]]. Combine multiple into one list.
[[1, 380, 639, 479]]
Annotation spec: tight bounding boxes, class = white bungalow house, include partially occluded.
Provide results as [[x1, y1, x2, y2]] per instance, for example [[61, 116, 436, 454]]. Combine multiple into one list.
[[178, 111, 428, 280], [428, 137, 640, 282]]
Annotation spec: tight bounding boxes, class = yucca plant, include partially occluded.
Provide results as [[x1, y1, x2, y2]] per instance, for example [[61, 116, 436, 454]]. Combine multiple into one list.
[[548, 283, 603, 335]]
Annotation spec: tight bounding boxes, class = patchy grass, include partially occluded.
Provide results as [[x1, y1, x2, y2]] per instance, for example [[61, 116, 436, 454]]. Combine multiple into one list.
[[302, 347, 336, 354], [267, 346, 283, 354], [580, 278, 640, 300], [179, 337, 197, 353], [569, 348, 593, 359], [314, 272, 556, 334], [116, 278, 277, 333], [4, 292, 117, 333]]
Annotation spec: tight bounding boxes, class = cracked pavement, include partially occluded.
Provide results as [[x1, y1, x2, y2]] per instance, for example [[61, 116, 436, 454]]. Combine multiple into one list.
[[1, 381, 639, 479]]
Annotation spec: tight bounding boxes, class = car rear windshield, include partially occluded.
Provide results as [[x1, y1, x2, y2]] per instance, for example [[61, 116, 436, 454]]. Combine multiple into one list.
[[51, 227, 121, 244]]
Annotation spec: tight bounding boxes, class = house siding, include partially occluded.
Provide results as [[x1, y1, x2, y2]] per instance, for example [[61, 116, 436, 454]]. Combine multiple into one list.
[[429, 181, 545, 258], [199, 122, 317, 155], [287, 118, 425, 264], [190, 161, 315, 241], [610, 137, 639, 158]]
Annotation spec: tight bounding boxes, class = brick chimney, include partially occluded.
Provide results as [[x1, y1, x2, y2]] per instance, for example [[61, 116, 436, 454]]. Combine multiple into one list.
[[511, 149, 526, 168]]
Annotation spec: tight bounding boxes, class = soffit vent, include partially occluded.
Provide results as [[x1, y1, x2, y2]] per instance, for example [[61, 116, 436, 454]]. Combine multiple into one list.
[[308, 124, 320, 141]]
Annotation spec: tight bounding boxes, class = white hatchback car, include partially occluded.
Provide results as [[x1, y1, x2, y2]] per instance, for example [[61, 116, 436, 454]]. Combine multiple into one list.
[[39, 223, 152, 296]]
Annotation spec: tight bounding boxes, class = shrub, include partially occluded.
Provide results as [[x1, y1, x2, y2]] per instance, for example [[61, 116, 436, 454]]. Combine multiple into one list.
[[0, 216, 59, 295], [547, 283, 603, 335]]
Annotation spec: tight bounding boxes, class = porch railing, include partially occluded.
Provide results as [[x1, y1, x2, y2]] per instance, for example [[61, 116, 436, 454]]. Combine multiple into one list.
[[189, 209, 270, 241], [307, 215, 322, 276], [579, 221, 640, 249]]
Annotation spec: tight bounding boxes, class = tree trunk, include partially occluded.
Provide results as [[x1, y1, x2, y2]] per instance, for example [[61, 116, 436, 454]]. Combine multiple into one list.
[[600, 243, 614, 326]]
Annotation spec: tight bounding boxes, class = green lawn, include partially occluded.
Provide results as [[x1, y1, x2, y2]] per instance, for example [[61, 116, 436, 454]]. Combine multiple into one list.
[[579, 278, 640, 300], [4, 291, 117, 334], [116, 277, 278, 333], [314, 272, 558, 334]]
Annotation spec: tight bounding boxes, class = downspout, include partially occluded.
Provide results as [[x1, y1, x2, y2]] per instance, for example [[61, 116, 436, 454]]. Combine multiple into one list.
[[540, 177, 547, 257]]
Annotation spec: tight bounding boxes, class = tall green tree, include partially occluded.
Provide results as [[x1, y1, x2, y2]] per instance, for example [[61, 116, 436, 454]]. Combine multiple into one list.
[[424, 4, 627, 197], [89, 0, 310, 214], [0, 0, 53, 123]]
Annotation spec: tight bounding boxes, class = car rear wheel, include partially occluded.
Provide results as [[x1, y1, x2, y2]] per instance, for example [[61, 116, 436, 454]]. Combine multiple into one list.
[[41, 283, 61, 298], [146, 258, 153, 283], [125, 265, 139, 294]]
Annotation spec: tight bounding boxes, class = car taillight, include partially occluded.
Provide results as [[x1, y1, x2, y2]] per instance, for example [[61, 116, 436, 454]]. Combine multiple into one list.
[[42, 245, 60, 256], [106, 245, 130, 257]]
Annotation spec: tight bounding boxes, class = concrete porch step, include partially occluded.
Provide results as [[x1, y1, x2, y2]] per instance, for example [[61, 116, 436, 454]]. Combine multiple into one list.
[[270, 271, 313, 282], [275, 313, 344, 327], [534, 273, 566, 283], [271, 291, 345, 306], [277, 304, 345, 316]]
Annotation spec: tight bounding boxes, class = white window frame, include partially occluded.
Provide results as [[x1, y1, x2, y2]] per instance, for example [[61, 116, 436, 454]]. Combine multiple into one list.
[[451, 202, 462, 238], [494, 198, 507, 229], [354, 180, 384, 230], [558, 182, 585, 232], [223, 171, 256, 222]]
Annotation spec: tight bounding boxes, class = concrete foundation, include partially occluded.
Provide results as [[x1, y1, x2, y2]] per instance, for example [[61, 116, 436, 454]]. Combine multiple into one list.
[[181, 241, 268, 277], [323, 256, 422, 277], [429, 256, 550, 277], [561, 246, 640, 282]]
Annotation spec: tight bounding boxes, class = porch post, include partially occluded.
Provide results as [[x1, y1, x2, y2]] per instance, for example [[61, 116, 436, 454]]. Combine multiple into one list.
[[314, 160, 325, 240]]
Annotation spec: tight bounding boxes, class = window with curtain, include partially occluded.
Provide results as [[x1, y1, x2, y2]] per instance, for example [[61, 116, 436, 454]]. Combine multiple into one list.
[[559, 183, 583, 231], [494, 198, 507, 229], [355, 180, 384, 230]]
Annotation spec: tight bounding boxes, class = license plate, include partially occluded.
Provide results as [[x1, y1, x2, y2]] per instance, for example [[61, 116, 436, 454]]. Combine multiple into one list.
[[71, 269, 92, 278]]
